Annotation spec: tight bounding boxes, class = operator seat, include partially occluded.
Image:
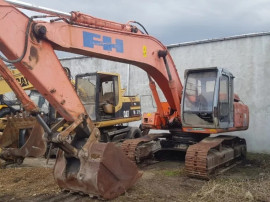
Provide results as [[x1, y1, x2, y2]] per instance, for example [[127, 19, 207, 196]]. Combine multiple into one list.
[[99, 92, 115, 114]]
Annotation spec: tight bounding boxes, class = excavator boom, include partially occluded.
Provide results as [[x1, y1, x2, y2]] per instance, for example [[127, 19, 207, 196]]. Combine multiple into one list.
[[0, 0, 183, 122]]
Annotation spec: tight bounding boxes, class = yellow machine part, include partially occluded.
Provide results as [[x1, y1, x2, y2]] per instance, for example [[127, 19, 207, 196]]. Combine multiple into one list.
[[0, 115, 36, 149], [0, 105, 7, 110], [95, 116, 141, 128], [0, 114, 46, 166], [93, 72, 141, 128], [0, 118, 6, 131], [0, 69, 34, 94]]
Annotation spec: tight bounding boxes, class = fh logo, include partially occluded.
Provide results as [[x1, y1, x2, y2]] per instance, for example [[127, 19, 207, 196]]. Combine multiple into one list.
[[83, 31, 124, 53]]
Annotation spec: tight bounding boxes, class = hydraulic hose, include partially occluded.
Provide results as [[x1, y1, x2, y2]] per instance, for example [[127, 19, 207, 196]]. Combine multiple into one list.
[[0, 17, 33, 64]]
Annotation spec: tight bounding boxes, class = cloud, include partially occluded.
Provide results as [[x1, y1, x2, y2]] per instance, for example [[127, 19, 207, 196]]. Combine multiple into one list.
[[15, 0, 270, 45]]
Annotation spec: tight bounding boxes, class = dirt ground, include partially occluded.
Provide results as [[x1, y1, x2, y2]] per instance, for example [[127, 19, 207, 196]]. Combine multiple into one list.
[[0, 153, 270, 202]]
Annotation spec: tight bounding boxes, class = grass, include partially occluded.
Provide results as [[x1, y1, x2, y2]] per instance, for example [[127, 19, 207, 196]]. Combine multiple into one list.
[[246, 153, 270, 168], [189, 177, 270, 202], [188, 152, 270, 202], [162, 170, 181, 177], [158, 167, 186, 177]]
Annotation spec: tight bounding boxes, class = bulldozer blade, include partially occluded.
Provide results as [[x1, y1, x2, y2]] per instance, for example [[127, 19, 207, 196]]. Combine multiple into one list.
[[54, 142, 142, 199], [0, 120, 46, 163]]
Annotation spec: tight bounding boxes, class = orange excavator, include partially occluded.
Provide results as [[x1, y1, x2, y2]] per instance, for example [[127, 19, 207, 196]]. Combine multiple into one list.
[[0, 0, 249, 199]]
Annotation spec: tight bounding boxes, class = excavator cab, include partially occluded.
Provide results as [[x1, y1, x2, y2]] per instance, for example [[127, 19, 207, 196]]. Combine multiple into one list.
[[182, 67, 235, 129], [76, 72, 119, 121], [76, 72, 141, 124], [76, 72, 118, 121]]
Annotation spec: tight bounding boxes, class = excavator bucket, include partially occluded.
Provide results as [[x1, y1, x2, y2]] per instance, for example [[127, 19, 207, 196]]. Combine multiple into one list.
[[0, 115, 36, 148], [54, 142, 142, 199], [0, 114, 46, 166]]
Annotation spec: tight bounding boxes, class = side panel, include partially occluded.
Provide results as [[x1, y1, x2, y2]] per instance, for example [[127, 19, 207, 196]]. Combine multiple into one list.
[[115, 101, 141, 119], [234, 102, 249, 129]]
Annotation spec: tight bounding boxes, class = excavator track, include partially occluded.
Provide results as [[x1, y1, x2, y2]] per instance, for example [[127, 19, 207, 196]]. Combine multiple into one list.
[[185, 135, 246, 179], [121, 133, 165, 163], [122, 133, 246, 180], [121, 138, 142, 163]]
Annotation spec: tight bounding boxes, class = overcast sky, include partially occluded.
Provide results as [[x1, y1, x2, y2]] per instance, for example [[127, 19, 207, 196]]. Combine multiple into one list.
[[18, 0, 270, 45]]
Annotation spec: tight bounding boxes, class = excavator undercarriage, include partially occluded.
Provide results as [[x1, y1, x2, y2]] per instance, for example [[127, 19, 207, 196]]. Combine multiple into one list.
[[122, 132, 246, 179]]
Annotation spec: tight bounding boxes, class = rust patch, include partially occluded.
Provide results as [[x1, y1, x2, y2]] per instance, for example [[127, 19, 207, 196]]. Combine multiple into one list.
[[0, 118, 46, 165], [22, 62, 33, 70], [50, 89, 56, 93], [54, 142, 141, 199], [90, 153, 101, 159], [30, 31, 35, 41], [29, 46, 39, 64]]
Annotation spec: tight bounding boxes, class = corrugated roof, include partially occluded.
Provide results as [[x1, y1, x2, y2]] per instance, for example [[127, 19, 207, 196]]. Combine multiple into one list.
[[167, 31, 270, 48]]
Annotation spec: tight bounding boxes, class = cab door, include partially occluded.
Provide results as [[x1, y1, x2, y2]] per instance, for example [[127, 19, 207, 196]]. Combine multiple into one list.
[[98, 74, 119, 121], [217, 71, 234, 128]]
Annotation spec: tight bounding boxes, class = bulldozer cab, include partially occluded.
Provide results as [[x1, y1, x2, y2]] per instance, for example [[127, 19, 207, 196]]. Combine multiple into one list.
[[182, 67, 234, 129], [75, 72, 119, 121]]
